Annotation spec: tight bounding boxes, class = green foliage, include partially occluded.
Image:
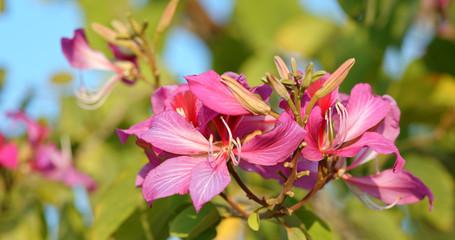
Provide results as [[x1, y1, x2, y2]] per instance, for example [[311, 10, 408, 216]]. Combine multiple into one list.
[[169, 202, 220, 239], [247, 211, 260, 231]]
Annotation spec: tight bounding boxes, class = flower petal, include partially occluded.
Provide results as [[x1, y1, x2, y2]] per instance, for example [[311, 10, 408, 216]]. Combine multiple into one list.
[[142, 156, 204, 206], [344, 84, 391, 142], [136, 162, 157, 188], [61, 29, 120, 71], [116, 117, 154, 145], [189, 160, 231, 212], [151, 85, 180, 114], [300, 107, 324, 161], [343, 169, 434, 210], [185, 70, 251, 115], [142, 111, 214, 155], [239, 112, 305, 166], [234, 115, 277, 139], [328, 132, 406, 172], [0, 142, 18, 170]]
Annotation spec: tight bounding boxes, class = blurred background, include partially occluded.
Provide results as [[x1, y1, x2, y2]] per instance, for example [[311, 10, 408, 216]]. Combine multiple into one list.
[[0, 0, 454, 239]]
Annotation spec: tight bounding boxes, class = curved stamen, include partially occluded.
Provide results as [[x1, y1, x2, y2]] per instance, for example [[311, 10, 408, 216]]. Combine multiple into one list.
[[220, 117, 242, 165], [74, 74, 121, 110], [346, 182, 400, 210], [331, 101, 348, 149]]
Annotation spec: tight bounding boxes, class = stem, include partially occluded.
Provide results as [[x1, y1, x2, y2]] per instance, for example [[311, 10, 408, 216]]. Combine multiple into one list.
[[288, 172, 333, 212], [219, 192, 249, 218], [270, 149, 301, 205], [269, 110, 280, 119], [227, 162, 268, 207]]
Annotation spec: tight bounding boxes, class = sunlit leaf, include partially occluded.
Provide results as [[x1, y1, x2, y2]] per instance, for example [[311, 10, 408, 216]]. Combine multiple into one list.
[[286, 227, 307, 240], [90, 164, 143, 240], [247, 211, 260, 231]]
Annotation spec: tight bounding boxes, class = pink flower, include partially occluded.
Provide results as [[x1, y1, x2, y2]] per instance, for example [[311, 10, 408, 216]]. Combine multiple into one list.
[[32, 143, 96, 191], [0, 134, 18, 170], [61, 29, 137, 109], [185, 70, 272, 116], [140, 110, 304, 211], [301, 83, 406, 172], [342, 169, 434, 211]]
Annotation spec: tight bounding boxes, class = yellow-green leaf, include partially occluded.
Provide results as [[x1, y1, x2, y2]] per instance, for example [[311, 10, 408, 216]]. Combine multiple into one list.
[[248, 211, 260, 231]]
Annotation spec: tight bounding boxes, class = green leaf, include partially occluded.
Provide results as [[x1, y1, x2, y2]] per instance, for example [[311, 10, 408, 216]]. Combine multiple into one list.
[[90, 164, 143, 240], [293, 207, 332, 240], [286, 227, 307, 240], [112, 195, 190, 240], [169, 202, 220, 240], [247, 211, 260, 231]]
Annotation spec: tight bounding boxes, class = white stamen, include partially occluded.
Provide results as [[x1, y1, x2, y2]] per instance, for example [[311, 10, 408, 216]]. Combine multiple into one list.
[[175, 108, 186, 118], [347, 182, 400, 210], [74, 74, 121, 110], [331, 101, 348, 149], [220, 116, 242, 165]]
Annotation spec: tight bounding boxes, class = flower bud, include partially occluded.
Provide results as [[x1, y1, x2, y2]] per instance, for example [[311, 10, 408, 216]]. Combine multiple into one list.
[[273, 56, 290, 80], [265, 72, 291, 101], [156, 0, 179, 34], [313, 58, 355, 99], [300, 62, 313, 89], [221, 75, 271, 115]]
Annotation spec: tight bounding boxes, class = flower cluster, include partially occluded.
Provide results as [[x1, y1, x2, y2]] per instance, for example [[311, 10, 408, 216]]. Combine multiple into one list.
[[5, 112, 96, 190], [118, 57, 433, 215]]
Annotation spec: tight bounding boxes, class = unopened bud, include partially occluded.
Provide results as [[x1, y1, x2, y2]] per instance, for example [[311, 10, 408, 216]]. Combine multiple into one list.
[[221, 75, 271, 115], [300, 62, 313, 89], [273, 56, 290, 80], [303, 59, 355, 124], [156, 0, 179, 34], [311, 71, 327, 83], [127, 14, 142, 34], [266, 72, 290, 101], [314, 58, 355, 100], [291, 57, 299, 78], [297, 170, 310, 179], [92, 23, 117, 42], [111, 19, 129, 34]]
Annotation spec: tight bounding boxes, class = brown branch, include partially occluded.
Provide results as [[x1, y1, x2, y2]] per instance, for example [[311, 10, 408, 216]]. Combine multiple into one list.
[[227, 162, 268, 207], [219, 192, 249, 218]]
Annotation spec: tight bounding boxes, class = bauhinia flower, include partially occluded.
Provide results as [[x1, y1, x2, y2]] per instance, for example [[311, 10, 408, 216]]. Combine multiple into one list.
[[8, 111, 96, 190], [140, 110, 304, 211], [301, 83, 406, 172], [32, 142, 96, 191], [61, 29, 138, 109], [341, 168, 434, 210]]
